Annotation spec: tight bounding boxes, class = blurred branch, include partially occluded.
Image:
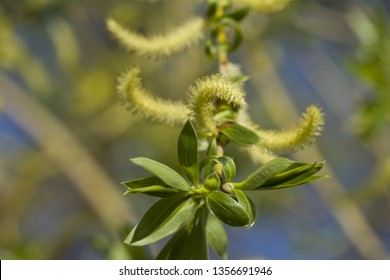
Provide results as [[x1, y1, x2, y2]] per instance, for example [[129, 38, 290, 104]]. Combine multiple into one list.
[[0, 74, 134, 236], [0, 18, 50, 95], [46, 18, 81, 76]]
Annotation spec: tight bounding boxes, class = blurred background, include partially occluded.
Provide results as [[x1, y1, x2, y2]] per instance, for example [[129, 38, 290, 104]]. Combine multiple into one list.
[[0, 0, 389, 260]]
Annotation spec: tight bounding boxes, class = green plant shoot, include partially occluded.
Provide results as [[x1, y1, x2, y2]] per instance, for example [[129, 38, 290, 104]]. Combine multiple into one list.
[[108, 0, 327, 259]]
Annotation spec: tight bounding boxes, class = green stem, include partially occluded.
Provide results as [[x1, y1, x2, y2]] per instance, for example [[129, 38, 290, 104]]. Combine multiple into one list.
[[213, 0, 232, 155], [215, 2, 229, 76]]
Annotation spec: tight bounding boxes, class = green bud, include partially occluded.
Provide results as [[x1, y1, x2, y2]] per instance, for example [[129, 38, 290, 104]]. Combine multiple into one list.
[[221, 182, 235, 194], [218, 156, 236, 182], [203, 172, 221, 191]]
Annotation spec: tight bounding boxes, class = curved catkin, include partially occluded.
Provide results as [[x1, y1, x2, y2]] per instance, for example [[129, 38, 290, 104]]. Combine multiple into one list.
[[234, 0, 292, 13], [106, 17, 205, 59], [256, 105, 325, 153], [117, 68, 190, 126], [188, 75, 247, 135]]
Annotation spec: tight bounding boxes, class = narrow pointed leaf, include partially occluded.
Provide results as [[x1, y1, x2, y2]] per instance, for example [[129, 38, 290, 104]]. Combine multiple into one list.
[[220, 122, 260, 145], [261, 162, 318, 186], [206, 0, 218, 18], [224, 6, 251, 22], [200, 156, 219, 180], [122, 176, 183, 197], [234, 158, 325, 191], [124, 225, 137, 245], [206, 212, 228, 259], [261, 162, 326, 190], [128, 196, 196, 246], [124, 185, 183, 197], [131, 157, 190, 191], [122, 176, 167, 188], [207, 138, 218, 156], [234, 158, 294, 190], [177, 120, 199, 186], [207, 191, 251, 227]]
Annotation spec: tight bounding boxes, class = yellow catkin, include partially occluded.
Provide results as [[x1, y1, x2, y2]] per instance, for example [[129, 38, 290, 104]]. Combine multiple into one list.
[[187, 75, 247, 136], [256, 105, 325, 152], [234, 0, 292, 13], [106, 17, 205, 59], [117, 68, 190, 126]]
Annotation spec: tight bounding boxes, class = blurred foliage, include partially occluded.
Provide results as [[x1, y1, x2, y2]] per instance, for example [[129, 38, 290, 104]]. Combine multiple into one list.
[[0, 0, 389, 259], [346, 5, 390, 138]]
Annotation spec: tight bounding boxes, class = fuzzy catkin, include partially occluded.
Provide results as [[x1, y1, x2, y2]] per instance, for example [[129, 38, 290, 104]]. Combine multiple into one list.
[[255, 105, 325, 153], [188, 75, 247, 135], [117, 68, 190, 126], [107, 17, 205, 59]]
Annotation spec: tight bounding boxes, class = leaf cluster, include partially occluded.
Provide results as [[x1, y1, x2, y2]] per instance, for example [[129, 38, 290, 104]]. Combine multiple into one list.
[[122, 120, 324, 259]]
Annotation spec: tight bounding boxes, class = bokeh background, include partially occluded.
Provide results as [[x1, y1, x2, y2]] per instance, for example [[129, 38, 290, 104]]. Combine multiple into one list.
[[1, 0, 389, 260]]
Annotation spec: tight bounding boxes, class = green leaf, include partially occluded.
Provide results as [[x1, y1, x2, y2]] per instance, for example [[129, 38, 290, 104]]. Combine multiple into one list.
[[206, 0, 218, 18], [177, 120, 199, 186], [206, 191, 251, 227], [260, 162, 326, 190], [219, 18, 244, 52], [234, 158, 295, 189], [234, 189, 256, 228], [124, 185, 182, 197], [220, 122, 260, 145], [200, 156, 219, 180], [206, 212, 228, 259], [204, 40, 217, 60], [157, 210, 208, 260], [234, 158, 325, 190], [126, 196, 196, 246], [131, 157, 190, 191], [123, 224, 137, 245], [224, 6, 251, 22], [207, 138, 218, 156], [122, 176, 183, 197], [232, 75, 250, 84]]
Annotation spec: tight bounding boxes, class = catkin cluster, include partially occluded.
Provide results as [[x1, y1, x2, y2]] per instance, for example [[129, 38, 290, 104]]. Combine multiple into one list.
[[108, 0, 324, 163]]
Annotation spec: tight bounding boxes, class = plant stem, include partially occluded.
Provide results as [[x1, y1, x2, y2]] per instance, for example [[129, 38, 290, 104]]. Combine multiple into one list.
[[212, 1, 232, 156], [216, 1, 229, 76]]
